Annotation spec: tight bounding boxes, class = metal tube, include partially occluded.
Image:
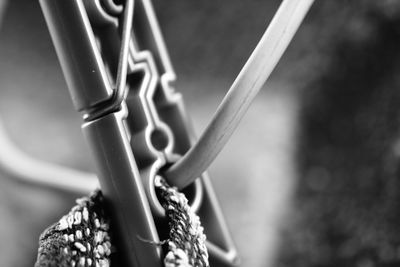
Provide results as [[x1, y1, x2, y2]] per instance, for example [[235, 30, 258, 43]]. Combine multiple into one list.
[[39, 0, 113, 111], [83, 112, 163, 267]]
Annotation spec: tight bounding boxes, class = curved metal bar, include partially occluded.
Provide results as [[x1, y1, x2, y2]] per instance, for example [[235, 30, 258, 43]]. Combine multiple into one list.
[[0, 119, 98, 194], [164, 0, 314, 189]]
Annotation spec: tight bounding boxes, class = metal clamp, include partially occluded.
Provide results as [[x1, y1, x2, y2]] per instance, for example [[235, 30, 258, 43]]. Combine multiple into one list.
[[39, 0, 239, 266]]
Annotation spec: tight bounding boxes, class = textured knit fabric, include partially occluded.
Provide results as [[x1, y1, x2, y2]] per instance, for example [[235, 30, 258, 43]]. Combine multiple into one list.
[[35, 190, 112, 267], [155, 177, 209, 267], [35, 178, 209, 267]]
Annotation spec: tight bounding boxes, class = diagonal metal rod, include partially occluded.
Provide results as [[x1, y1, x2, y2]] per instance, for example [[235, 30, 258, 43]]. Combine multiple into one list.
[[115, 0, 134, 102], [0, 0, 135, 194], [84, 0, 134, 121], [164, 0, 314, 189], [0, 119, 97, 194]]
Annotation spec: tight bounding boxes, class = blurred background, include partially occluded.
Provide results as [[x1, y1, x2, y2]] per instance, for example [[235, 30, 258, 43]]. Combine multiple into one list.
[[1, 0, 400, 266]]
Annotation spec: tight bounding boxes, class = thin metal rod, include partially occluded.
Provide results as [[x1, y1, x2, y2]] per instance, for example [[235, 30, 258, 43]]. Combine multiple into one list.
[[84, 0, 134, 121], [0, 119, 97, 194], [164, 0, 314, 189], [115, 0, 134, 102]]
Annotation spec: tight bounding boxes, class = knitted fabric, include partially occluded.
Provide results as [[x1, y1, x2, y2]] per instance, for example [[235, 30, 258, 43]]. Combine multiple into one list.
[[155, 177, 209, 267], [35, 190, 112, 267], [35, 178, 209, 267]]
